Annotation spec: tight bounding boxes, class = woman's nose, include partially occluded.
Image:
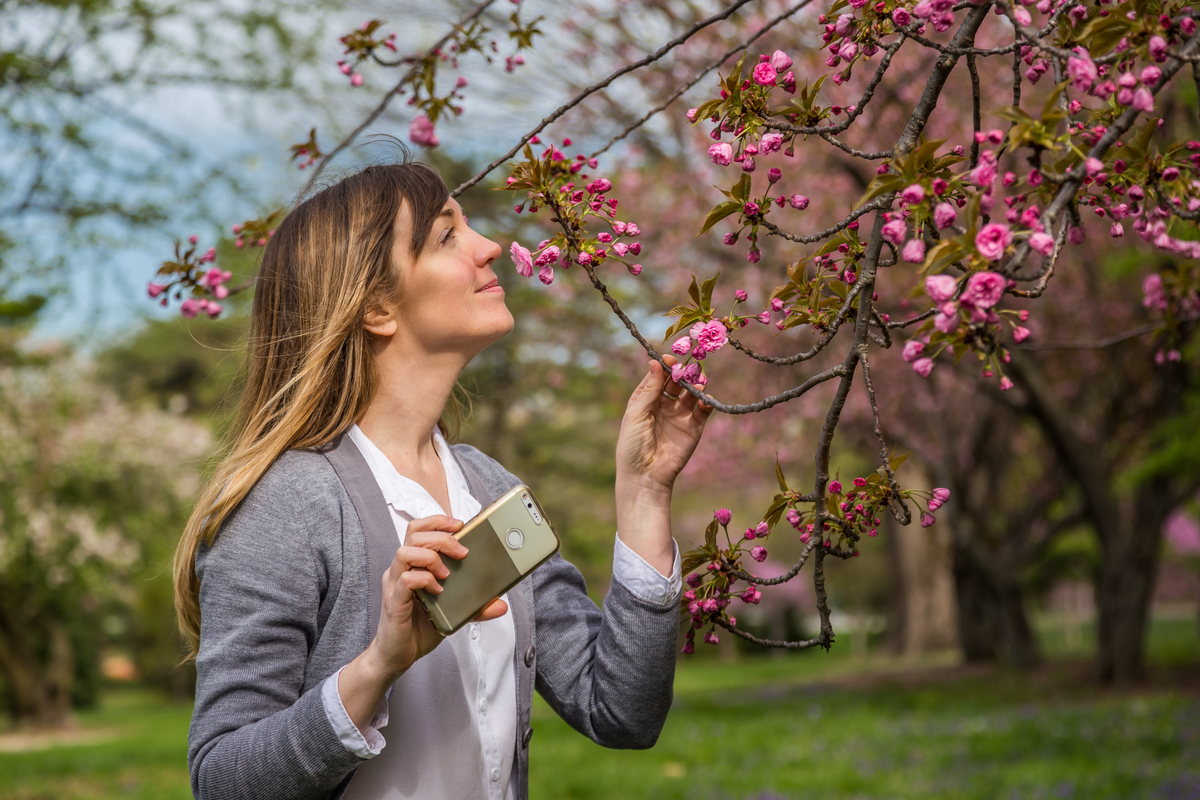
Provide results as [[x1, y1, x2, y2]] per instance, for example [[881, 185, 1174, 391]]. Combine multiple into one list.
[[478, 233, 502, 266]]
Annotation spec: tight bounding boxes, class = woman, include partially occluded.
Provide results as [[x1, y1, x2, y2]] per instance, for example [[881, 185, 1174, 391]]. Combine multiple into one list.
[[176, 161, 712, 800]]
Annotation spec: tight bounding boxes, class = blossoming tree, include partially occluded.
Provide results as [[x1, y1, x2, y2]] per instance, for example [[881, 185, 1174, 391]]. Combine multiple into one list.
[[151, 0, 1199, 680]]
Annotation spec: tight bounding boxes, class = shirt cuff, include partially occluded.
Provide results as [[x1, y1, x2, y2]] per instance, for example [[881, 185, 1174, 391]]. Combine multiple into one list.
[[612, 532, 682, 608], [320, 666, 389, 759]]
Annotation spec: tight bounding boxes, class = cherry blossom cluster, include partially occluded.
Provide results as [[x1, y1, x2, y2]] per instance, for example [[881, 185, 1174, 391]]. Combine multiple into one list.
[[149, 236, 227, 319], [678, 465, 944, 652], [337, 19, 398, 87], [505, 139, 646, 284], [149, 212, 280, 319]]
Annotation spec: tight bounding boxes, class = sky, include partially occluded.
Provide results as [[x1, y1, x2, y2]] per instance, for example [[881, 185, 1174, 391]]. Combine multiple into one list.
[[22, 0, 704, 346]]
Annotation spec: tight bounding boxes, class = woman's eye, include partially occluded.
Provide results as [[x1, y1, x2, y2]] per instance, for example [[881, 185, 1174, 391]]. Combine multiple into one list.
[[441, 228, 457, 246]]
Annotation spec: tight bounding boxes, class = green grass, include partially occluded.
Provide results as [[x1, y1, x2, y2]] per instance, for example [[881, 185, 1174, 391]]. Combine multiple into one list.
[[2, 618, 1197, 800], [0, 690, 193, 799]]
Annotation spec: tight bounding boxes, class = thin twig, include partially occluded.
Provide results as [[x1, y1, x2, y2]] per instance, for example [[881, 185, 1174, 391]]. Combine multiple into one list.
[[590, 0, 818, 159], [451, 0, 762, 198], [301, 0, 498, 197], [1017, 314, 1200, 350]]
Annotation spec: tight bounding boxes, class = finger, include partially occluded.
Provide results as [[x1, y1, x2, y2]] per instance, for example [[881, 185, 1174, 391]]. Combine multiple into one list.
[[405, 530, 469, 559], [472, 598, 508, 621], [399, 568, 444, 595], [392, 545, 451, 579], [406, 515, 464, 537], [656, 357, 683, 399]]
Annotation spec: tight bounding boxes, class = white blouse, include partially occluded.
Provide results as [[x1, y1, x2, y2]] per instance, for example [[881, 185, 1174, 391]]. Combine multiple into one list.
[[319, 424, 681, 799]]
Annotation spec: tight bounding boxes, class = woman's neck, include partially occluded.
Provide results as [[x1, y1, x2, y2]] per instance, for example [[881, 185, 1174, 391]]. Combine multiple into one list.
[[356, 347, 465, 479]]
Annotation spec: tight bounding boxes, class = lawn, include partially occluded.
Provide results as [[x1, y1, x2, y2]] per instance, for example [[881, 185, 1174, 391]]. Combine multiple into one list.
[[2, 618, 1197, 800]]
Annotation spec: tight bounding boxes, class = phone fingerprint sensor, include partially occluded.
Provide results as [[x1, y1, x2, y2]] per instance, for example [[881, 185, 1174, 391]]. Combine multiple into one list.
[[505, 528, 524, 549]]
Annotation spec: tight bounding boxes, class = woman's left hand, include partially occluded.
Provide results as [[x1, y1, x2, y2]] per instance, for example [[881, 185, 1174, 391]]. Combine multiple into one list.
[[616, 355, 714, 494]]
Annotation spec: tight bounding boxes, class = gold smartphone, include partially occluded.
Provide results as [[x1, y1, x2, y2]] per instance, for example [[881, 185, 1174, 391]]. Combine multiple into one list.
[[414, 484, 560, 636]]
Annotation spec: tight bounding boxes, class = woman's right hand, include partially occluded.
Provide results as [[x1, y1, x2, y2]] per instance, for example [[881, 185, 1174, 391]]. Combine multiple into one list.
[[368, 515, 468, 677]]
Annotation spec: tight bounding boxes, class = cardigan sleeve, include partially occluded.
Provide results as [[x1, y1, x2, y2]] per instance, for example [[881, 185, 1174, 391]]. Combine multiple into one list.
[[187, 452, 365, 800], [450, 444, 680, 750]]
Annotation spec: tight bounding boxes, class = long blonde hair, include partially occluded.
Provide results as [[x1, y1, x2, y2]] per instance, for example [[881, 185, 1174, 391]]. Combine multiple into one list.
[[174, 162, 462, 659]]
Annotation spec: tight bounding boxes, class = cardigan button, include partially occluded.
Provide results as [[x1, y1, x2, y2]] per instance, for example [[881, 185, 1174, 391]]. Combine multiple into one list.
[[522, 727, 533, 748], [524, 645, 536, 667]]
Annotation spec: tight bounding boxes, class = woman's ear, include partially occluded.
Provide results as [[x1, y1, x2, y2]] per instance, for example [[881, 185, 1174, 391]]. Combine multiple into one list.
[[363, 303, 400, 338]]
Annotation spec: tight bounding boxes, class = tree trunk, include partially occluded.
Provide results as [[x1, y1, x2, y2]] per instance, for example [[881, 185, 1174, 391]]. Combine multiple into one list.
[[887, 504, 958, 657], [1096, 507, 1164, 683], [0, 609, 75, 728], [953, 549, 1001, 661]]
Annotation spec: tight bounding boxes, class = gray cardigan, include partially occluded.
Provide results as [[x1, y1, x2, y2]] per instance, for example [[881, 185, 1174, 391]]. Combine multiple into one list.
[[188, 440, 679, 800]]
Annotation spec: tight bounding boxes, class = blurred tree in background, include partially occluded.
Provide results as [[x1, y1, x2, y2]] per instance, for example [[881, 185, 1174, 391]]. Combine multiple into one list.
[[0, 313, 210, 727]]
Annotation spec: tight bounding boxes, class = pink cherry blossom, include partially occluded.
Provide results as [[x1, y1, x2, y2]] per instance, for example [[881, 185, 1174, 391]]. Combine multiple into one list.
[[902, 340, 925, 362], [933, 202, 958, 229], [975, 223, 1012, 261], [925, 274, 958, 302], [901, 184, 926, 205], [901, 239, 926, 263], [709, 143, 733, 166], [892, 7, 911, 25], [1131, 87, 1155, 113], [671, 336, 692, 356], [881, 218, 907, 245], [760, 133, 784, 154], [689, 320, 729, 353], [920, 513, 935, 528], [1148, 35, 1168, 62], [1140, 65, 1162, 86], [752, 61, 777, 86], [969, 162, 997, 187], [789, 195, 810, 210], [147, 283, 167, 298], [1013, 326, 1031, 343], [934, 311, 959, 333], [715, 508, 732, 526], [408, 115, 439, 148], [180, 298, 201, 319], [912, 357, 934, 377], [751, 545, 768, 562], [770, 50, 793, 71], [1067, 50, 1098, 92], [1028, 232, 1055, 256], [510, 242, 534, 277], [961, 271, 1005, 309], [999, 377, 1014, 391]]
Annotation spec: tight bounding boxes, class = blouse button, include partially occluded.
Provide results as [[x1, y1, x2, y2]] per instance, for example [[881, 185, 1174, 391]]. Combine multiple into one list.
[[478, 698, 487, 713], [524, 645, 536, 667], [522, 727, 533, 748], [490, 768, 501, 782], [470, 624, 479, 640]]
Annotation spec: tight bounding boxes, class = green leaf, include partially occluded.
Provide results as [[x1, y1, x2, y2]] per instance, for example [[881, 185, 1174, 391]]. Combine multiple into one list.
[[700, 274, 719, 310], [855, 173, 903, 208], [888, 451, 911, 471], [697, 200, 741, 236], [682, 550, 708, 574], [1042, 82, 1070, 120], [704, 519, 719, 549], [687, 276, 701, 305], [732, 173, 752, 202]]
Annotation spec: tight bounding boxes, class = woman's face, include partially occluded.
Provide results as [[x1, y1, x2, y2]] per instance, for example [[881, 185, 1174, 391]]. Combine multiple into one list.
[[388, 197, 512, 357]]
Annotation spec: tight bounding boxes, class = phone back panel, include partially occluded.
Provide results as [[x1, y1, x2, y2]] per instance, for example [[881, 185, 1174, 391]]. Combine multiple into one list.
[[416, 485, 559, 635]]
